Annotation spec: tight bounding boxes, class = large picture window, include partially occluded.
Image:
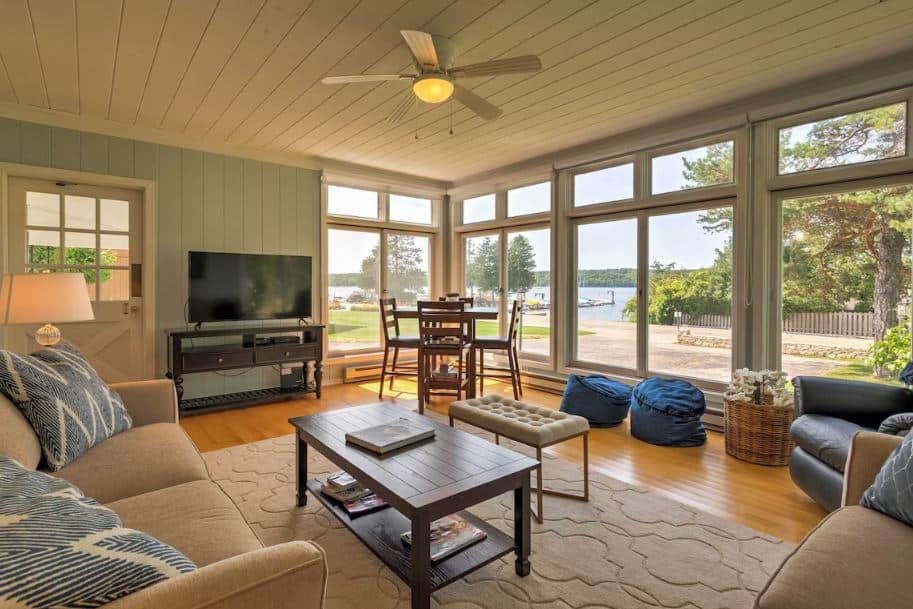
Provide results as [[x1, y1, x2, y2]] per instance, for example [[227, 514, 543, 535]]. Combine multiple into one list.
[[780, 184, 913, 380], [647, 207, 733, 381], [574, 218, 638, 371], [327, 228, 381, 353]]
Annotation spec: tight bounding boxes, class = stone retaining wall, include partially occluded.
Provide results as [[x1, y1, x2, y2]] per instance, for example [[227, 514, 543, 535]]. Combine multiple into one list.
[[676, 329, 870, 360]]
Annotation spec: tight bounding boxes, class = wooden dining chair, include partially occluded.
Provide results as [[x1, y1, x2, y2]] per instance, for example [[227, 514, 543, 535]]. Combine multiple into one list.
[[378, 298, 419, 399], [474, 299, 523, 399], [417, 300, 473, 414]]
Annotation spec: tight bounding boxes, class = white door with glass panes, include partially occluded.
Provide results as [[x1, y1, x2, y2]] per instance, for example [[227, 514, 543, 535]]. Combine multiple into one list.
[[6, 177, 145, 382]]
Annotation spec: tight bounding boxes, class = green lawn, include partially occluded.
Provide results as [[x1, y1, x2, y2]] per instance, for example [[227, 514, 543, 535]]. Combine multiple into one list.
[[822, 359, 903, 386], [328, 310, 592, 342]]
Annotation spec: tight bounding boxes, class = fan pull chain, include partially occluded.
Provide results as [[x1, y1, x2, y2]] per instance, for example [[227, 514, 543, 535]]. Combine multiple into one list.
[[449, 99, 454, 136], [414, 114, 419, 140]]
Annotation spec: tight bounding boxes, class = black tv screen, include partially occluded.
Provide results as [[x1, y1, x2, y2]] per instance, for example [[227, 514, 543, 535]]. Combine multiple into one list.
[[188, 252, 312, 323]]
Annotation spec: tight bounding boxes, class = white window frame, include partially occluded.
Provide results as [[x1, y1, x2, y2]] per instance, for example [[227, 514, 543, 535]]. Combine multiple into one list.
[[322, 178, 442, 360]]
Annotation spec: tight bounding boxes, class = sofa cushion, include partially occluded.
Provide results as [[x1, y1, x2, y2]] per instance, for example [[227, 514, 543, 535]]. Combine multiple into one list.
[[53, 423, 209, 504], [790, 414, 868, 473], [860, 432, 913, 526], [106, 480, 263, 567], [877, 412, 913, 437], [0, 342, 132, 470], [0, 393, 41, 469], [0, 454, 196, 609], [755, 505, 913, 609]]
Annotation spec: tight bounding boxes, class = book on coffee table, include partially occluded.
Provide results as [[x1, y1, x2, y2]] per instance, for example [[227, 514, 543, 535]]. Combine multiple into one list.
[[345, 418, 435, 454], [342, 493, 388, 516], [325, 471, 360, 492], [401, 515, 487, 562], [320, 481, 373, 503]]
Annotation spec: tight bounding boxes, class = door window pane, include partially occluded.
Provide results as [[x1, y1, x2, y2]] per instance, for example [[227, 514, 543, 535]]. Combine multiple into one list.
[[647, 208, 733, 382], [575, 219, 637, 369], [327, 229, 381, 352], [65, 195, 96, 229], [100, 234, 129, 266], [65, 232, 96, 265], [507, 182, 550, 217], [327, 185, 378, 219], [651, 141, 734, 194], [507, 228, 550, 357], [462, 194, 496, 224], [26, 192, 59, 227], [389, 194, 432, 225], [27, 230, 60, 265], [574, 163, 633, 206], [464, 234, 500, 307], [779, 102, 907, 175], [781, 185, 912, 384], [99, 269, 130, 301], [100, 199, 130, 231]]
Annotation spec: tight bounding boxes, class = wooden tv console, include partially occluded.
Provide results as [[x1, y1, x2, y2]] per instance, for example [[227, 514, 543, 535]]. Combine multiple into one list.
[[166, 324, 324, 416]]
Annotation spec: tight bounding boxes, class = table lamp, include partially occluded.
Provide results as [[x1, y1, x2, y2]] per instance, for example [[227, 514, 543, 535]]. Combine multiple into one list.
[[0, 273, 95, 346]]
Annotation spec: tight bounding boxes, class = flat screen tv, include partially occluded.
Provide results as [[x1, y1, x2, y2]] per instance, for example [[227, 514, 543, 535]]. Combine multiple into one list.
[[188, 252, 312, 323]]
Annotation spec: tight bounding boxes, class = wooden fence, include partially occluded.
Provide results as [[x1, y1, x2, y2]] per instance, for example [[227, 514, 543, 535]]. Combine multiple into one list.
[[682, 311, 886, 338]]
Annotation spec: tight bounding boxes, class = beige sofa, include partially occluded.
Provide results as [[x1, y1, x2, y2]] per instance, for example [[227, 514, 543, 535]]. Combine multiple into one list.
[[0, 379, 327, 609], [756, 431, 912, 609]]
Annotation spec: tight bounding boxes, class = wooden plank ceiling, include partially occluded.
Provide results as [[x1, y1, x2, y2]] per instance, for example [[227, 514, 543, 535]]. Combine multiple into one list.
[[1, 0, 912, 182]]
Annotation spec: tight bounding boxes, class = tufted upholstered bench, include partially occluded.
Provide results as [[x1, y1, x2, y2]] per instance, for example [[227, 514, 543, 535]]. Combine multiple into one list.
[[448, 395, 590, 522]]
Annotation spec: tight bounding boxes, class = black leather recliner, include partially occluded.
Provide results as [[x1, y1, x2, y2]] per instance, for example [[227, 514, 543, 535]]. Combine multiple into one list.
[[790, 376, 912, 511]]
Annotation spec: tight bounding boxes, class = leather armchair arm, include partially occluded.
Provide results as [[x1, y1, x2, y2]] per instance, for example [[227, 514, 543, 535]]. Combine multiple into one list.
[[792, 376, 912, 428], [109, 379, 179, 426], [106, 541, 327, 609], [842, 431, 903, 506]]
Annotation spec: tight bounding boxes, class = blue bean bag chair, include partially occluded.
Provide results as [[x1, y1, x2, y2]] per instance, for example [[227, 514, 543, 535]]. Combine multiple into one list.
[[560, 374, 632, 427], [630, 377, 706, 446]]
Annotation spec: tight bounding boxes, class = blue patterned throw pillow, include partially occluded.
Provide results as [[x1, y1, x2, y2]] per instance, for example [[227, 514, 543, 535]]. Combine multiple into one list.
[[0, 455, 196, 608], [861, 432, 913, 526], [0, 342, 132, 470]]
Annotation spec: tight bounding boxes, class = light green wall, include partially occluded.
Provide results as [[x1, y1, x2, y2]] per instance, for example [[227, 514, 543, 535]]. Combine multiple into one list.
[[0, 118, 321, 398]]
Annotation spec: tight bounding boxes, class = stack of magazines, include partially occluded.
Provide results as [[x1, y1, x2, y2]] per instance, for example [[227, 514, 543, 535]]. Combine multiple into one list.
[[320, 472, 388, 516], [401, 515, 487, 562]]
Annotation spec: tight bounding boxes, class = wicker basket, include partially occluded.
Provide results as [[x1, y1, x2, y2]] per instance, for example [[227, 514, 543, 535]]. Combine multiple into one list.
[[724, 395, 795, 466]]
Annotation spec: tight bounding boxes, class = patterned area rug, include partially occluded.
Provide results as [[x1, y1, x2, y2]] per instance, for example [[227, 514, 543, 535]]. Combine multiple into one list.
[[203, 418, 793, 609]]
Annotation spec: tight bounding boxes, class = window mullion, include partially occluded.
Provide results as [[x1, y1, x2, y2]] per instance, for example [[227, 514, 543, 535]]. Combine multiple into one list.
[[635, 212, 649, 377]]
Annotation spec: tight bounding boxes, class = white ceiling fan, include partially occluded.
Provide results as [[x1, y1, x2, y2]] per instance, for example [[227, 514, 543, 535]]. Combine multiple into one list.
[[321, 30, 542, 124]]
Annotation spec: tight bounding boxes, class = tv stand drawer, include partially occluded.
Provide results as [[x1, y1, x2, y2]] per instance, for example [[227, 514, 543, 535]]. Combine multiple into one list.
[[183, 349, 253, 372], [255, 344, 319, 364]]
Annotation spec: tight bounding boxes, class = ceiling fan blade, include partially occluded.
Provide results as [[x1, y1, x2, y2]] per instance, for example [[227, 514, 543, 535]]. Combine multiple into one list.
[[431, 34, 456, 70], [322, 74, 409, 84], [401, 30, 439, 69], [387, 93, 417, 125], [449, 55, 542, 78], [452, 84, 502, 121]]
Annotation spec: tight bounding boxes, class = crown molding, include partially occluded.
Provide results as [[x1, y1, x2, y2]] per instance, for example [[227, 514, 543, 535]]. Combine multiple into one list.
[[0, 102, 450, 192]]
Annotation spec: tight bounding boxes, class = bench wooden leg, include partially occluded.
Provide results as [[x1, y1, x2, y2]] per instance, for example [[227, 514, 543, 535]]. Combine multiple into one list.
[[535, 448, 544, 523], [448, 415, 453, 427], [495, 433, 500, 445]]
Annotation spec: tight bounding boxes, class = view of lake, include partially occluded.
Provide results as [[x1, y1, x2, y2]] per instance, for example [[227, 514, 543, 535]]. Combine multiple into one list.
[[327, 284, 638, 322]]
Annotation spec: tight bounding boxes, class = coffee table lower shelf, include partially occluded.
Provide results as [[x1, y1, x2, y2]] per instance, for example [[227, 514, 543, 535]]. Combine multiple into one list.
[[306, 479, 515, 591]]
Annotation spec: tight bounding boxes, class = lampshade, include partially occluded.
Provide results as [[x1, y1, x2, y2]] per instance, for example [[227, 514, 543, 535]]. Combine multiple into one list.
[[412, 76, 454, 104], [0, 273, 95, 325]]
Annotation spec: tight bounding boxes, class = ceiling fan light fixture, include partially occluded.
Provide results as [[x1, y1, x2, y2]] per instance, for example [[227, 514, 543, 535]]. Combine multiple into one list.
[[412, 75, 454, 103]]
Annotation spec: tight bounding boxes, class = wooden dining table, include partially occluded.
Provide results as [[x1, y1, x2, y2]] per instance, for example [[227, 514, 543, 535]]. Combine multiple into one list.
[[393, 306, 498, 407]]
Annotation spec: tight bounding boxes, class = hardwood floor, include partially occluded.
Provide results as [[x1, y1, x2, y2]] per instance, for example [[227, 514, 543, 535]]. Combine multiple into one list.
[[180, 378, 826, 544]]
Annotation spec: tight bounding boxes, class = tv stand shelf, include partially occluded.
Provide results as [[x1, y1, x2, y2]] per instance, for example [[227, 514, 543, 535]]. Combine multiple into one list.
[[166, 324, 324, 416]]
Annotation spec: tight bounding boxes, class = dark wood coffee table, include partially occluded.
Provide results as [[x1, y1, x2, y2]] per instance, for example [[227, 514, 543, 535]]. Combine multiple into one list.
[[289, 403, 538, 609]]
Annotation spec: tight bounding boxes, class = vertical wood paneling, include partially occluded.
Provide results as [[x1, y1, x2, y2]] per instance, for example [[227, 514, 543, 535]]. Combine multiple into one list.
[[20, 123, 52, 166], [202, 153, 225, 251], [7, 118, 320, 396], [133, 141, 158, 179], [242, 159, 262, 253], [108, 137, 135, 178], [50, 128, 81, 170], [261, 163, 280, 254], [279, 166, 297, 255], [0, 118, 20, 162], [81, 132, 110, 174]]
